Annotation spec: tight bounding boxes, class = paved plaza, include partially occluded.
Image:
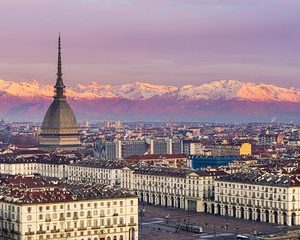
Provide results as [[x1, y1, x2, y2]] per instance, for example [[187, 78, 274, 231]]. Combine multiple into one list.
[[139, 204, 300, 240]]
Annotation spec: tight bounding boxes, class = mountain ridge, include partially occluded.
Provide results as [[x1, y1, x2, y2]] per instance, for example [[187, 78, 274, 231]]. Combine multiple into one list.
[[1, 79, 300, 102], [1, 79, 300, 122]]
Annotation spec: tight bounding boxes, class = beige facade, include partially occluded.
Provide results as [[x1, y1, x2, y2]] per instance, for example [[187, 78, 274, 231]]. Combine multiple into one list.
[[205, 173, 300, 226], [0, 162, 67, 179], [121, 166, 220, 212], [0, 175, 138, 240], [67, 162, 123, 186], [0, 198, 138, 240]]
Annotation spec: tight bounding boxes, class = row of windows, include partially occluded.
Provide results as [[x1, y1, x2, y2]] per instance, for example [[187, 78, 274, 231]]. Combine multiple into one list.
[[26, 216, 135, 231], [27, 200, 134, 213], [27, 207, 135, 221], [217, 182, 288, 193]]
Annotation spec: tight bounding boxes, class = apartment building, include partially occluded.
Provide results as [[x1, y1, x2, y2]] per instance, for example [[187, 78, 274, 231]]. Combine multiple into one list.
[[209, 143, 252, 157], [121, 166, 224, 212], [67, 160, 125, 186], [206, 172, 300, 226], [0, 175, 138, 240], [0, 154, 73, 178], [94, 138, 183, 160]]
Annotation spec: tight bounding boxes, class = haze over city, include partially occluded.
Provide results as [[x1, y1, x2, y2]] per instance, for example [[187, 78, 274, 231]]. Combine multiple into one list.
[[0, 0, 300, 87]]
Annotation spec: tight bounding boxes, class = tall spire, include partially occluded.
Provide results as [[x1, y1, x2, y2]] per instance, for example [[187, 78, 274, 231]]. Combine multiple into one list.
[[54, 33, 65, 99]]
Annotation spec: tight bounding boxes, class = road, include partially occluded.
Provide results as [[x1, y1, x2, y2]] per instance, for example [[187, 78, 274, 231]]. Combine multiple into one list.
[[138, 204, 300, 240]]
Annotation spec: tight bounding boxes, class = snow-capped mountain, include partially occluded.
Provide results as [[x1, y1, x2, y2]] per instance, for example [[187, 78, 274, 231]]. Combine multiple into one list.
[[1, 79, 300, 122], [1, 79, 300, 102]]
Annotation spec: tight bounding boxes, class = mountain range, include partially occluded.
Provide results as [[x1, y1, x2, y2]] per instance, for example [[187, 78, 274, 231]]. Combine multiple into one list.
[[1, 79, 300, 122]]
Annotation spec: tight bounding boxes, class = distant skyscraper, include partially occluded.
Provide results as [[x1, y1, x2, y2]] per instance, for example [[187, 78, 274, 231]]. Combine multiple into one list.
[[39, 35, 80, 147]]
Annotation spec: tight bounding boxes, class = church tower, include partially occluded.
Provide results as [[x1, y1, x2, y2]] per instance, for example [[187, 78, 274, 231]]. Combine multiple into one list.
[[39, 35, 81, 147]]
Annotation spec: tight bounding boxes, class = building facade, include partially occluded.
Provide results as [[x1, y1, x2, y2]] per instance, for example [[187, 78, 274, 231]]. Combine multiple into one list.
[[121, 166, 223, 212], [205, 172, 300, 226], [67, 160, 125, 186], [0, 175, 138, 240], [94, 138, 183, 160], [209, 143, 252, 157]]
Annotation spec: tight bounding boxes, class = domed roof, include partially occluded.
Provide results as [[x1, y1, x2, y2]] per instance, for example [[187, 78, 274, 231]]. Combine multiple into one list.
[[42, 98, 78, 131]]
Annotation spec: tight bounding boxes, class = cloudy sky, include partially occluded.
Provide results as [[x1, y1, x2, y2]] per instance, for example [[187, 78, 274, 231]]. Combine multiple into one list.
[[0, 0, 299, 87]]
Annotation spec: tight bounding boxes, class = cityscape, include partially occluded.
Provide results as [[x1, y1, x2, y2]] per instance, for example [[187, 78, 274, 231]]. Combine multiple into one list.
[[1, 1, 300, 240]]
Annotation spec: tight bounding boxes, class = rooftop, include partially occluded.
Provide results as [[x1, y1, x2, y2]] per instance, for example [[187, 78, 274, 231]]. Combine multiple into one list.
[[70, 159, 126, 169], [128, 165, 225, 178], [0, 153, 78, 165], [217, 172, 300, 187], [0, 175, 135, 205]]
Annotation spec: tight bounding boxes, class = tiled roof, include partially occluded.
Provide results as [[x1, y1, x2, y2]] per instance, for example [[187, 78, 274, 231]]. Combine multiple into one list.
[[70, 160, 126, 169], [0, 175, 135, 204], [217, 172, 300, 186]]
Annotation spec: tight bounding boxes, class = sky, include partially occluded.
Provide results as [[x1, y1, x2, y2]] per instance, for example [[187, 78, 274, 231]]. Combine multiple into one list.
[[0, 0, 300, 87]]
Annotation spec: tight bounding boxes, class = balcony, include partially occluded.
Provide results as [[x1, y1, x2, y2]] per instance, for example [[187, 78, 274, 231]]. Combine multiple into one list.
[[73, 216, 79, 220], [25, 231, 35, 235], [78, 227, 87, 231], [118, 224, 126, 227], [45, 219, 51, 222], [105, 225, 113, 228], [87, 215, 92, 219], [51, 229, 60, 233], [113, 213, 118, 216], [65, 228, 74, 232], [37, 230, 46, 234], [59, 217, 65, 221], [128, 223, 137, 226]]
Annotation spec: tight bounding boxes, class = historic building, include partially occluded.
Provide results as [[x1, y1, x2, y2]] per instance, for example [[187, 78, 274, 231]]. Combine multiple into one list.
[[121, 166, 224, 212], [67, 159, 125, 186], [0, 175, 138, 240], [39, 35, 81, 148], [205, 172, 300, 226]]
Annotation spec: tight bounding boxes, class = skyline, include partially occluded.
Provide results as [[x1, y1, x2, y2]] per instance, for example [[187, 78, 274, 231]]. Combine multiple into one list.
[[0, 0, 300, 88]]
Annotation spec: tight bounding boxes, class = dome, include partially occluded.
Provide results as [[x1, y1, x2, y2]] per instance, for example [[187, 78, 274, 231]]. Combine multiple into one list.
[[39, 35, 81, 147], [42, 98, 78, 133]]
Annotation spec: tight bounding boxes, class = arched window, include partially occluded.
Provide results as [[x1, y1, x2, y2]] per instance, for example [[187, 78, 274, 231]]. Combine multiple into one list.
[[113, 236, 117, 240], [107, 237, 111, 240], [120, 236, 123, 240]]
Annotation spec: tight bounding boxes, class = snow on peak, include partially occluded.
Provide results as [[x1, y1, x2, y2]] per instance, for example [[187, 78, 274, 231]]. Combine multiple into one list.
[[0, 79, 300, 102], [115, 82, 178, 100]]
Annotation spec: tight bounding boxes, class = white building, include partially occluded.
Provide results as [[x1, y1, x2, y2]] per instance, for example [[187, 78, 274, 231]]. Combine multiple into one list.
[[121, 166, 224, 212], [0, 154, 74, 179], [205, 172, 300, 226], [0, 175, 138, 240], [67, 160, 125, 186]]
